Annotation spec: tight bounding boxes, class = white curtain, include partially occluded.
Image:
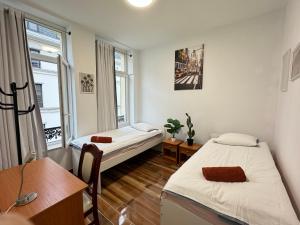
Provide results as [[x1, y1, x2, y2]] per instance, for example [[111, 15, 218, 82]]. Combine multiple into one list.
[[0, 5, 47, 169], [96, 40, 117, 132]]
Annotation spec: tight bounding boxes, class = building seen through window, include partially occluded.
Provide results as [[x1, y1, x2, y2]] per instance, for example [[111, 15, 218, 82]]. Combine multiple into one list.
[[35, 83, 43, 108]]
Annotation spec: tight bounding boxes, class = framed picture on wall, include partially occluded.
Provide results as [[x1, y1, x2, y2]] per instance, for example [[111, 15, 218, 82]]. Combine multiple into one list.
[[291, 43, 300, 81], [281, 49, 291, 92], [174, 44, 204, 90], [80, 72, 95, 94]]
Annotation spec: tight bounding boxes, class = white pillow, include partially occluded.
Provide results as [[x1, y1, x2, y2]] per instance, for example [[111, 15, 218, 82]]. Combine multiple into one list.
[[131, 123, 157, 132], [213, 133, 258, 147]]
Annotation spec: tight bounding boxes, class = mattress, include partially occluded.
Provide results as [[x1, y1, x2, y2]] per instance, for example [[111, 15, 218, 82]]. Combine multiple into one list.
[[161, 191, 247, 225], [163, 139, 300, 225], [70, 126, 162, 157]]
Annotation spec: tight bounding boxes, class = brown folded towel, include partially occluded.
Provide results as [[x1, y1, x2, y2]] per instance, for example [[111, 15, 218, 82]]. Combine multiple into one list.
[[202, 166, 246, 182], [91, 136, 112, 143]]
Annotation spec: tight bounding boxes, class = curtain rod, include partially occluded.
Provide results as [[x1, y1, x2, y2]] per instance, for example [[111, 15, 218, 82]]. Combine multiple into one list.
[[114, 48, 133, 58], [96, 38, 133, 58], [96, 35, 133, 51]]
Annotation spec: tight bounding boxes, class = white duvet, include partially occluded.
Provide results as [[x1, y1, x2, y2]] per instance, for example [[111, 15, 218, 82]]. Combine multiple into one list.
[[164, 140, 300, 225], [70, 126, 162, 156]]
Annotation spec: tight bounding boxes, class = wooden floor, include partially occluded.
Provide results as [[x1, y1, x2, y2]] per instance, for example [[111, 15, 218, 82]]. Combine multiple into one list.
[[97, 150, 179, 225]]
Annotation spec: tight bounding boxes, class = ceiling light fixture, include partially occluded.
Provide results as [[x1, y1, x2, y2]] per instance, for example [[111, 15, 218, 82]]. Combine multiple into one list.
[[127, 0, 153, 8]]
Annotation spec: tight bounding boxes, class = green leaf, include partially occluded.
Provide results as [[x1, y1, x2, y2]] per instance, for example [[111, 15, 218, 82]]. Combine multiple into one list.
[[165, 117, 183, 134], [164, 124, 172, 128], [191, 130, 195, 137], [166, 128, 173, 134], [167, 118, 174, 123]]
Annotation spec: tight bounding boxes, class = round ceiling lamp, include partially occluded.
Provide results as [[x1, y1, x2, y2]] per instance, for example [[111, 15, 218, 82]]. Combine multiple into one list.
[[127, 0, 153, 8]]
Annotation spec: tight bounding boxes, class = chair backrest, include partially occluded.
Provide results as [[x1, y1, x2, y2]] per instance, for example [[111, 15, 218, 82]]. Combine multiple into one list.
[[78, 144, 103, 188]]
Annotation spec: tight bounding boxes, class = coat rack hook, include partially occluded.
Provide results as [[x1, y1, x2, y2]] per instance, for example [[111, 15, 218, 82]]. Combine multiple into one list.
[[0, 87, 13, 96], [16, 82, 28, 90], [28, 104, 35, 113], [0, 105, 13, 110], [0, 101, 13, 106], [18, 105, 36, 115]]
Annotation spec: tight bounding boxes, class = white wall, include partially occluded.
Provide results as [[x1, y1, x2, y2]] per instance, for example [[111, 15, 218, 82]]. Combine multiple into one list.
[[130, 50, 140, 124], [273, 0, 300, 216], [67, 24, 98, 137], [137, 11, 283, 146], [46, 24, 98, 170]]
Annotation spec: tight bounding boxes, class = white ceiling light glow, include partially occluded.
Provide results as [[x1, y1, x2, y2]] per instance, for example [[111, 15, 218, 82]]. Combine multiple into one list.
[[127, 0, 153, 8]]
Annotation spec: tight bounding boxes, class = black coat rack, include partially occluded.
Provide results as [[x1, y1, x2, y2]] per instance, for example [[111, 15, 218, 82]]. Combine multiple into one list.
[[0, 82, 35, 165]]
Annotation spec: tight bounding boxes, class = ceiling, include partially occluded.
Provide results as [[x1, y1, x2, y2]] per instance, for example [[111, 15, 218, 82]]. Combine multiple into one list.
[[18, 0, 287, 50]]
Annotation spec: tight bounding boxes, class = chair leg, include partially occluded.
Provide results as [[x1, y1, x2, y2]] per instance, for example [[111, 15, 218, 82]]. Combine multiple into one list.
[[93, 206, 100, 225]]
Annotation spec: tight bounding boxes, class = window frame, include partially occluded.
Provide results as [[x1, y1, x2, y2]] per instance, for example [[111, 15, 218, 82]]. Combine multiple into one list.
[[25, 17, 73, 151], [58, 54, 74, 146], [114, 48, 130, 128]]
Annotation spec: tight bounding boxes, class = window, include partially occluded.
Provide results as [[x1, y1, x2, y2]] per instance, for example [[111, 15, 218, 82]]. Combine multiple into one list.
[[30, 48, 41, 68], [114, 50, 129, 126], [25, 19, 72, 150], [35, 84, 43, 108], [115, 51, 125, 72], [31, 59, 41, 68], [30, 48, 40, 54], [26, 21, 38, 32], [26, 21, 60, 40]]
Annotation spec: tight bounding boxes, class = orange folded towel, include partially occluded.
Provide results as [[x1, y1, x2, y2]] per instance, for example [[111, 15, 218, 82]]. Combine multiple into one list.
[[202, 166, 246, 182], [91, 136, 112, 143]]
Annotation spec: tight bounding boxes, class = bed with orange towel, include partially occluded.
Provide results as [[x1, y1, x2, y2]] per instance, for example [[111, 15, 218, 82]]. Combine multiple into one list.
[[70, 124, 162, 192], [161, 138, 299, 225]]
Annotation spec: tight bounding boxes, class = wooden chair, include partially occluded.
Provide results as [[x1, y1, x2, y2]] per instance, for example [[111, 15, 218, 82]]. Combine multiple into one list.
[[78, 144, 103, 225]]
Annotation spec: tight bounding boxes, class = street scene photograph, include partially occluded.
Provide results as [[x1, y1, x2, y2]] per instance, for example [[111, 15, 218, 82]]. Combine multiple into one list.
[[174, 44, 204, 90]]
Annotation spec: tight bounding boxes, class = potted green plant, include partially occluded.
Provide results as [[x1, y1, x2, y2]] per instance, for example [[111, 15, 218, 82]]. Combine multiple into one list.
[[164, 118, 184, 142], [186, 113, 195, 146]]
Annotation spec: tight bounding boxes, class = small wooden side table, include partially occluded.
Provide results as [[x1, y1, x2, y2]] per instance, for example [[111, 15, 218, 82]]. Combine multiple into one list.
[[162, 139, 183, 164], [178, 142, 202, 164]]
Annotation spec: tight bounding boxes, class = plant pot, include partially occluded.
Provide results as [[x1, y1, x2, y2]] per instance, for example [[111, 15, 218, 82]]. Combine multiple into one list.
[[187, 138, 194, 146], [171, 137, 176, 142]]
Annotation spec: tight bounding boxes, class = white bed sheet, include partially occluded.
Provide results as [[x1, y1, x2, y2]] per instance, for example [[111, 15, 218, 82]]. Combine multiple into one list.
[[163, 139, 300, 225], [70, 126, 162, 156]]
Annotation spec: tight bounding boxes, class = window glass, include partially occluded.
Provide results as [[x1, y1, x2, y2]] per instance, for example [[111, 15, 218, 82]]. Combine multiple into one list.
[[115, 51, 125, 72], [26, 21, 62, 58], [30, 48, 40, 54], [114, 49, 131, 126], [25, 19, 64, 150], [26, 21, 37, 31], [31, 59, 41, 68], [35, 84, 43, 108], [115, 75, 126, 123]]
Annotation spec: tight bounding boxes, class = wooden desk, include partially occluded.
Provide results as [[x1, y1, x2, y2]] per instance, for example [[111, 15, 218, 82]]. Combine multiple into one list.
[[0, 158, 87, 225]]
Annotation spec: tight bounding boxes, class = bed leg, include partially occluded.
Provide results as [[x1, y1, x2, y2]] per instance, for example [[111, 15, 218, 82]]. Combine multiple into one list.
[[97, 173, 102, 194]]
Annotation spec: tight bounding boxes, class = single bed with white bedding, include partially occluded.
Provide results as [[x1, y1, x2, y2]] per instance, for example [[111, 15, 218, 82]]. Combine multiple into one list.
[[70, 124, 162, 192], [161, 139, 300, 225]]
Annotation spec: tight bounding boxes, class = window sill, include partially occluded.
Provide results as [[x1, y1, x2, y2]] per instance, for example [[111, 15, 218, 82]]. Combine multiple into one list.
[[118, 122, 129, 128], [47, 146, 64, 152]]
